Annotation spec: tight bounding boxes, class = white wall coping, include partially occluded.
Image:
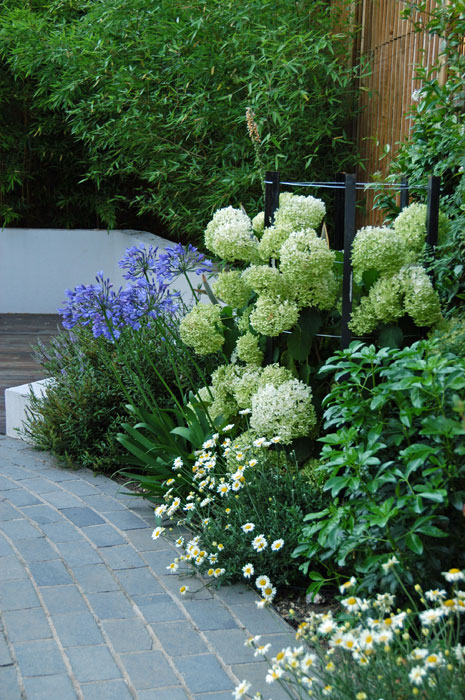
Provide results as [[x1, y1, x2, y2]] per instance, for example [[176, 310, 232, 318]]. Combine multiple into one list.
[[5, 379, 52, 441]]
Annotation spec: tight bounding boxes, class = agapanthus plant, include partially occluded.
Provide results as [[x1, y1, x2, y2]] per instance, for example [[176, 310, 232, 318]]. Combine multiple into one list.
[[59, 243, 212, 340]]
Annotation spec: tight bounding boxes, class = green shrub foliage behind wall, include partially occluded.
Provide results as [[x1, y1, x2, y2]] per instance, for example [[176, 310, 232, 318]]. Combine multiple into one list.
[[0, 0, 361, 240]]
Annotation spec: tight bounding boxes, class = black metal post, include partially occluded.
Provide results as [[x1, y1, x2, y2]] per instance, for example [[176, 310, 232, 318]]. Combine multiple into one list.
[[333, 172, 345, 250], [400, 176, 409, 211], [341, 174, 356, 350], [426, 176, 441, 249], [264, 171, 280, 228]]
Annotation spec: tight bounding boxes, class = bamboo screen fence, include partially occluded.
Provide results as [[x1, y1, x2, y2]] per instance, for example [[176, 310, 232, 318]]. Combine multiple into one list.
[[351, 0, 444, 223]]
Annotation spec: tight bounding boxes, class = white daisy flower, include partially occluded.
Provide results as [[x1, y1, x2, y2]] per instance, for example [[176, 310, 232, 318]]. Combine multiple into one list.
[[233, 681, 252, 699], [442, 568, 465, 582], [242, 563, 254, 578], [217, 483, 230, 496], [339, 576, 356, 594], [251, 534, 268, 552], [151, 526, 165, 540], [255, 574, 271, 590], [381, 555, 399, 572], [271, 539, 284, 551], [241, 522, 255, 534], [173, 457, 183, 470], [223, 423, 235, 432]]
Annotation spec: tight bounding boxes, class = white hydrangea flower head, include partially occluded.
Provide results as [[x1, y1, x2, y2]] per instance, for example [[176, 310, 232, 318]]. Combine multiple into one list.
[[280, 229, 337, 309], [204, 206, 259, 263], [250, 379, 317, 443], [351, 226, 414, 281], [212, 269, 252, 308], [242, 264, 292, 299], [402, 266, 442, 327], [249, 295, 299, 336], [235, 332, 264, 366], [393, 202, 450, 253], [179, 303, 224, 355], [274, 192, 326, 231], [252, 211, 265, 235]]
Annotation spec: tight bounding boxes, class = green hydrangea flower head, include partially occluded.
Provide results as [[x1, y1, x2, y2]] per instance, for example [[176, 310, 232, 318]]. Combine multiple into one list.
[[252, 211, 265, 235], [369, 272, 405, 324], [349, 294, 378, 335], [249, 295, 299, 336], [212, 270, 252, 308], [274, 192, 326, 231], [204, 207, 259, 263], [393, 202, 450, 253], [351, 226, 414, 281], [210, 364, 244, 420], [236, 305, 253, 333], [233, 367, 262, 408], [258, 221, 295, 261], [402, 266, 442, 327], [280, 229, 337, 309], [259, 363, 293, 389], [242, 265, 291, 299], [235, 332, 264, 366], [250, 378, 316, 444], [179, 303, 224, 355]]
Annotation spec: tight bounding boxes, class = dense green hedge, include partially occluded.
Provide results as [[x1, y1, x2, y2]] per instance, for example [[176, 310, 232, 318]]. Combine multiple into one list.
[[0, 0, 361, 241]]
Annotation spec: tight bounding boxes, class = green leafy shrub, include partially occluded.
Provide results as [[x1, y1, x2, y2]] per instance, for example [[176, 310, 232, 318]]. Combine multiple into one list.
[[0, 0, 361, 239], [294, 340, 465, 595]]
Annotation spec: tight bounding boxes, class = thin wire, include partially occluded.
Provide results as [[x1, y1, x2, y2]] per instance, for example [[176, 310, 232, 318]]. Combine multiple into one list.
[[264, 180, 428, 190]]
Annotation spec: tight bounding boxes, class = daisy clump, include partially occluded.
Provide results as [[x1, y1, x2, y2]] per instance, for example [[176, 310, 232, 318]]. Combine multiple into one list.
[[233, 563, 465, 700], [158, 424, 324, 599]]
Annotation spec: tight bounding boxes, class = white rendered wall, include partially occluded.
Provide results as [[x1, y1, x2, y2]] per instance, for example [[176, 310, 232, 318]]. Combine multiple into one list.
[[0, 228, 198, 313]]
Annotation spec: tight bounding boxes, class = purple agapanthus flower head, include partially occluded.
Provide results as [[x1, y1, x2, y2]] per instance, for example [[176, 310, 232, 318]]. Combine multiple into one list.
[[158, 243, 213, 280], [59, 243, 211, 340]]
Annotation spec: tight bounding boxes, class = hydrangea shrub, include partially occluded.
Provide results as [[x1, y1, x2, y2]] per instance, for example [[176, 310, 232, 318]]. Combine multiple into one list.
[[180, 192, 334, 449], [349, 203, 446, 337]]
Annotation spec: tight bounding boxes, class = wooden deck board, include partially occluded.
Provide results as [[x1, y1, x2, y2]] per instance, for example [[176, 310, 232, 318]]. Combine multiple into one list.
[[0, 314, 62, 434]]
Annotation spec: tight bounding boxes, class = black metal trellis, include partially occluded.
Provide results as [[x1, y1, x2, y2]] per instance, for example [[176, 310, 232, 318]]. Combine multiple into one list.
[[263, 171, 441, 350]]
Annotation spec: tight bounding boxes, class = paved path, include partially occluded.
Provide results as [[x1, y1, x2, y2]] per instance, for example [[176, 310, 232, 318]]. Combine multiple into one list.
[[0, 436, 295, 700]]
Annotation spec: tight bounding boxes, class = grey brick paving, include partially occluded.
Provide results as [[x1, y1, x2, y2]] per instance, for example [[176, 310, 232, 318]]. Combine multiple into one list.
[[22, 673, 77, 700], [66, 645, 122, 682], [14, 638, 66, 676], [0, 665, 22, 700], [0, 438, 298, 699]]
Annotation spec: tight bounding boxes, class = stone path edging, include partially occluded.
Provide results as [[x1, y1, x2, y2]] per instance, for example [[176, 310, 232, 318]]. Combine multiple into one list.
[[0, 436, 295, 700]]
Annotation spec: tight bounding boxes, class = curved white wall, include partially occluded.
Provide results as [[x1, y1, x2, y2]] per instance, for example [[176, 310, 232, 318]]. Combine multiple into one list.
[[0, 228, 197, 313]]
